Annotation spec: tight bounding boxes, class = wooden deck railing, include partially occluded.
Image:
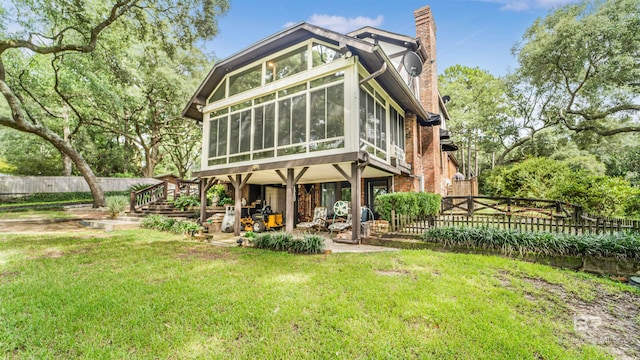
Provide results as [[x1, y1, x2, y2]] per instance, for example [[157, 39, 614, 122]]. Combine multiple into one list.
[[130, 182, 167, 213], [388, 196, 639, 235]]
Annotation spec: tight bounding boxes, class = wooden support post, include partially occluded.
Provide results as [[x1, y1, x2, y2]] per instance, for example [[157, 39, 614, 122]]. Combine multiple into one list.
[[285, 168, 295, 233], [199, 178, 218, 223], [350, 162, 361, 243], [228, 174, 252, 236]]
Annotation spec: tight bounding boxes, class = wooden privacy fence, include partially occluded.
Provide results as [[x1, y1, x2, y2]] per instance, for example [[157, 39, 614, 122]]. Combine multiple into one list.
[[0, 176, 160, 198], [389, 196, 640, 235]]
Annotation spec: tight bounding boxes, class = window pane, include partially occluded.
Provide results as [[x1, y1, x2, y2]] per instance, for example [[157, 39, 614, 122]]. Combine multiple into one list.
[[390, 108, 398, 146], [278, 99, 291, 146], [254, 107, 264, 150], [366, 93, 375, 144], [378, 102, 386, 149], [327, 84, 344, 138], [312, 43, 340, 67], [240, 110, 251, 153], [359, 89, 367, 140], [209, 82, 226, 104], [399, 114, 405, 149], [310, 89, 325, 141], [229, 113, 240, 154], [218, 117, 227, 156], [278, 83, 306, 97], [291, 94, 307, 144], [310, 72, 344, 88], [265, 46, 308, 83], [264, 103, 275, 148], [208, 119, 218, 158], [228, 65, 262, 96]]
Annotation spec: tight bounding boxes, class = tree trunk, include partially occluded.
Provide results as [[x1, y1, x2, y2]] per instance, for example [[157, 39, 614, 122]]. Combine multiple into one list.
[[62, 116, 72, 176], [40, 127, 106, 207]]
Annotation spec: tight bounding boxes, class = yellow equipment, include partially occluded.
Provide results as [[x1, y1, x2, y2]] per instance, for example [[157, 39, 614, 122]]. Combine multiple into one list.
[[241, 206, 284, 233]]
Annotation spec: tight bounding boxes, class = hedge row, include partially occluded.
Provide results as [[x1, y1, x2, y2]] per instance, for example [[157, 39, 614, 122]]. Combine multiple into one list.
[[250, 232, 325, 254], [423, 226, 640, 260], [375, 192, 441, 221], [141, 215, 201, 234]]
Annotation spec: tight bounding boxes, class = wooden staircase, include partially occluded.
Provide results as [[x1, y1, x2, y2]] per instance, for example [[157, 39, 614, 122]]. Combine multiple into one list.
[[127, 199, 198, 219], [129, 179, 200, 219]]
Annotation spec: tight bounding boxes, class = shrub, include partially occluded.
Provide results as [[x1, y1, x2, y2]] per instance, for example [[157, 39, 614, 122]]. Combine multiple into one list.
[[207, 184, 232, 206], [171, 195, 200, 211], [105, 196, 128, 217], [250, 232, 324, 254], [375, 192, 441, 221], [423, 226, 640, 260]]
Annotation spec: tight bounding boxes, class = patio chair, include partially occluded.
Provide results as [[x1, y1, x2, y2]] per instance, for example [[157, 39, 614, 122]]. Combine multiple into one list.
[[296, 206, 328, 231]]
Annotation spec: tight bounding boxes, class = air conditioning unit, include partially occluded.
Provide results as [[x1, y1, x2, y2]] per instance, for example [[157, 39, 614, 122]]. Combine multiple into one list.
[[390, 145, 405, 162]]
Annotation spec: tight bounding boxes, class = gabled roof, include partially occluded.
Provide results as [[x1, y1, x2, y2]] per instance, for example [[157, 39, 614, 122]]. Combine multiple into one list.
[[182, 22, 430, 124]]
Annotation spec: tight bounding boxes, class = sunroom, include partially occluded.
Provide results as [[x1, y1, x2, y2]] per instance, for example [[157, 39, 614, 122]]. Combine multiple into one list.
[[183, 23, 440, 241]]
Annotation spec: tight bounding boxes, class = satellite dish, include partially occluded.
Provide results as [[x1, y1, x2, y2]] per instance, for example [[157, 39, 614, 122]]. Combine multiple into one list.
[[402, 52, 423, 77]]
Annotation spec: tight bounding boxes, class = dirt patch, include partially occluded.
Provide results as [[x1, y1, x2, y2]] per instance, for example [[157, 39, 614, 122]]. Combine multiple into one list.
[[375, 269, 410, 277], [0, 220, 94, 235], [523, 277, 640, 360], [176, 246, 236, 261]]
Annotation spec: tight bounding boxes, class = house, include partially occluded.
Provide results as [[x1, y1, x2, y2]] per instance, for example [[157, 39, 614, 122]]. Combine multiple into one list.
[[183, 5, 458, 242]]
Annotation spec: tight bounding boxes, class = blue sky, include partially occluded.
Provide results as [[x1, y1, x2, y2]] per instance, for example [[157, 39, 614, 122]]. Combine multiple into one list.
[[205, 0, 577, 76]]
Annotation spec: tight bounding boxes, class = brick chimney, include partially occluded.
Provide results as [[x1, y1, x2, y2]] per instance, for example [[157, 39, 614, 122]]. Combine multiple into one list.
[[414, 5, 443, 195]]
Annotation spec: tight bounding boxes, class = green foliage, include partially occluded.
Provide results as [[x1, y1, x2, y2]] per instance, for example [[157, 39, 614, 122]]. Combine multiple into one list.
[[0, 191, 129, 207], [105, 196, 128, 217], [128, 183, 154, 193], [250, 232, 324, 254], [141, 215, 201, 234], [515, 0, 640, 137], [141, 215, 176, 232], [207, 184, 232, 206], [482, 157, 640, 217], [0, 230, 625, 358], [423, 226, 640, 260], [170, 195, 200, 211], [375, 192, 441, 221]]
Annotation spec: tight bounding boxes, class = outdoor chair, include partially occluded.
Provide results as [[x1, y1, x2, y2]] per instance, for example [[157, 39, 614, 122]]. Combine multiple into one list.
[[296, 206, 328, 231]]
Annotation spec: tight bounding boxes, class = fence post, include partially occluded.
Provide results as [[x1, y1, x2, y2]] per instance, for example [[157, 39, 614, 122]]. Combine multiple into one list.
[[467, 196, 474, 216], [391, 210, 396, 232], [129, 191, 136, 213]]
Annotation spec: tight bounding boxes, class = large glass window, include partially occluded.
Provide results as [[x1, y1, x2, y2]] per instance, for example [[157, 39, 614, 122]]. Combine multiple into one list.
[[265, 46, 308, 84], [228, 65, 262, 96], [310, 83, 344, 141], [359, 86, 388, 160], [253, 102, 275, 151], [205, 41, 347, 167], [312, 43, 340, 67], [229, 110, 251, 154], [390, 107, 405, 150]]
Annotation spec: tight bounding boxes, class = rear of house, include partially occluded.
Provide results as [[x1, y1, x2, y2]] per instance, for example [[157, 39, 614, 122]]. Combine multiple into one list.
[[183, 5, 458, 240]]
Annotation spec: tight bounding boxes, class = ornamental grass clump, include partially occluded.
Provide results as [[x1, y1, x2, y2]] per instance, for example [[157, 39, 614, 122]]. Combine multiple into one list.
[[141, 215, 201, 234], [250, 232, 324, 254], [423, 226, 640, 260]]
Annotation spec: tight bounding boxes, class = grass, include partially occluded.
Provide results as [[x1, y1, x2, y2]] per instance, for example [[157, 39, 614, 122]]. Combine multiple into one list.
[[0, 209, 75, 220], [0, 229, 635, 359]]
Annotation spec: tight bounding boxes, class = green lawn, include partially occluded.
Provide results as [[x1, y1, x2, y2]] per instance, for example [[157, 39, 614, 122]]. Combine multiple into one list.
[[1, 229, 636, 359], [0, 209, 75, 220]]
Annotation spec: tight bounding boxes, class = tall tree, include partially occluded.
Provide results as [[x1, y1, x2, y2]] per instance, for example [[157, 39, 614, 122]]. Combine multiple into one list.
[[0, 0, 228, 207], [515, 0, 640, 136]]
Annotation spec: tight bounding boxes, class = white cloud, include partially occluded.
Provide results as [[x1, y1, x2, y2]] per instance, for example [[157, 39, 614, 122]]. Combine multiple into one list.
[[284, 14, 384, 33], [479, 0, 577, 11]]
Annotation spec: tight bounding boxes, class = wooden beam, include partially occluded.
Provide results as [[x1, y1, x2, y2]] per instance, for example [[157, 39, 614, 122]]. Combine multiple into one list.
[[285, 168, 295, 233], [233, 174, 242, 236], [240, 173, 253, 188], [275, 169, 286, 183], [199, 178, 219, 223], [332, 164, 351, 182], [294, 167, 309, 184]]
